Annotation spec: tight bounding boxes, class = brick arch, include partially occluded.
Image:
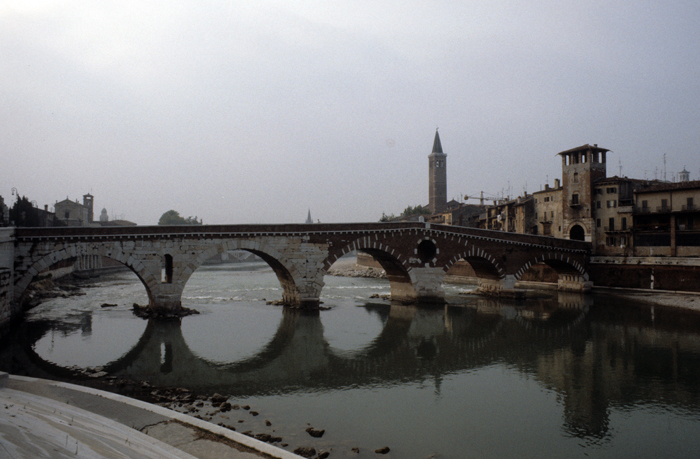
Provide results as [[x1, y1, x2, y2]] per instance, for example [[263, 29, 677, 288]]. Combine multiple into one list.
[[14, 243, 159, 306], [325, 239, 411, 275], [444, 243, 505, 280], [513, 253, 587, 282], [325, 238, 416, 301]]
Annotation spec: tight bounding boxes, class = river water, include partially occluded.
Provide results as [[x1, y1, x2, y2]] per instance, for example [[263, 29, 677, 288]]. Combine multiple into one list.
[[3, 259, 700, 458]]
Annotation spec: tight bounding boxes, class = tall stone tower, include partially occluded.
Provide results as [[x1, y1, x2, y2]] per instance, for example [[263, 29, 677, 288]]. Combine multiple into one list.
[[558, 144, 608, 241], [428, 129, 447, 214], [83, 193, 94, 223]]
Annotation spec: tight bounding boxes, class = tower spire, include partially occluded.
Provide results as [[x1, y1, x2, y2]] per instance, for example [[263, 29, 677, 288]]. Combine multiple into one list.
[[432, 128, 443, 154]]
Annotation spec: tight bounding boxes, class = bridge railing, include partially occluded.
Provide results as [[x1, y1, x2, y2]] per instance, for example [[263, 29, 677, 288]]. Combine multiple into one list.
[[14, 222, 590, 252]]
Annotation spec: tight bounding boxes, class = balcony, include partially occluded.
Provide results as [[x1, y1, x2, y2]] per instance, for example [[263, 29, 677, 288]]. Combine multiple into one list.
[[617, 205, 634, 214], [634, 206, 652, 214], [682, 204, 697, 211], [656, 205, 671, 213], [569, 200, 581, 207]]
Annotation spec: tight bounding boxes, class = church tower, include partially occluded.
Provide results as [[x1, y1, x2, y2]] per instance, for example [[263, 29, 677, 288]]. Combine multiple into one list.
[[428, 129, 447, 214]]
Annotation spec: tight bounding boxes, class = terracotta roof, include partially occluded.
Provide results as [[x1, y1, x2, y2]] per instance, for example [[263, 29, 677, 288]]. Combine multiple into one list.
[[634, 180, 700, 194]]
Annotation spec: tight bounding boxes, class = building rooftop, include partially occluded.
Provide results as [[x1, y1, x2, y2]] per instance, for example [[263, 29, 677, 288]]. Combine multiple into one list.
[[556, 144, 610, 156]]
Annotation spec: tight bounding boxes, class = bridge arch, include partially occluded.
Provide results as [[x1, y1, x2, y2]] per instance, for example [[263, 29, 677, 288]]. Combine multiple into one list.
[[177, 240, 310, 307], [14, 243, 160, 307], [444, 244, 505, 280], [325, 239, 417, 302], [514, 253, 591, 292]]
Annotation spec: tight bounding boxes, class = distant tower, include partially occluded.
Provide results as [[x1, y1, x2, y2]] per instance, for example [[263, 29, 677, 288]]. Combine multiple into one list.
[[305, 209, 313, 224], [679, 167, 690, 182], [428, 129, 447, 214], [558, 144, 608, 242], [99, 208, 109, 222], [83, 193, 94, 223]]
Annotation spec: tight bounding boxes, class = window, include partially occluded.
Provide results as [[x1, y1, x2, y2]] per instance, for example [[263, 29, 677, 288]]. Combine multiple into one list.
[[609, 218, 615, 231], [571, 194, 579, 205], [607, 187, 617, 194], [661, 199, 668, 210], [688, 197, 694, 210], [544, 197, 550, 202], [607, 200, 617, 208], [597, 219, 601, 228], [642, 200, 648, 210], [597, 201, 601, 209], [574, 172, 579, 183], [622, 217, 627, 230], [64, 211, 70, 219], [551, 211, 554, 218]]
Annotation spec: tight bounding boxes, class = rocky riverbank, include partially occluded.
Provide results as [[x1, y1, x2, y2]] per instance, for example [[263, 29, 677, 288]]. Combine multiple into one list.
[[19, 275, 87, 310], [327, 257, 386, 279]]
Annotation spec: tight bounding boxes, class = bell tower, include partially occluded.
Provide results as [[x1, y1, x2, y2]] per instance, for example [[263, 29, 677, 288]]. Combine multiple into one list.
[[429, 129, 447, 214]]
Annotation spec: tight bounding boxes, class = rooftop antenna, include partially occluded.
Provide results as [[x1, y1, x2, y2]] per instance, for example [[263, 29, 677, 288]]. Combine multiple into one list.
[[618, 159, 622, 176], [663, 153, 667, 182]]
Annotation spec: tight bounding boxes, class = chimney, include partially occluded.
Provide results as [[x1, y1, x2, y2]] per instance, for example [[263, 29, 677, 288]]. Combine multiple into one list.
[[554, 178, 561, 188]]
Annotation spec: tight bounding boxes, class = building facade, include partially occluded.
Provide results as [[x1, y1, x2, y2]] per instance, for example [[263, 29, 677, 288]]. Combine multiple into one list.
[[54, 194, 94, 226]]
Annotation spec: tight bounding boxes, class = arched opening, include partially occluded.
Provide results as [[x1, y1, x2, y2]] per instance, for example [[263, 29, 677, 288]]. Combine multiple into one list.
[[569, 225, 585, 241], [180, 246, 300, 307], [16, 248, 156, 312], [417, 239, 437, 263]]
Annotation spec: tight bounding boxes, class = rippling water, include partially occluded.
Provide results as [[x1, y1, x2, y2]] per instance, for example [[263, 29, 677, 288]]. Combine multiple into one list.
[[3, 259, 700, 459]]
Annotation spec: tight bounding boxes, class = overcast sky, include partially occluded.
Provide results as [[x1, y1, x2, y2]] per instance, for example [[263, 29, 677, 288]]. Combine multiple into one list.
[[2, 1, 699, 225]]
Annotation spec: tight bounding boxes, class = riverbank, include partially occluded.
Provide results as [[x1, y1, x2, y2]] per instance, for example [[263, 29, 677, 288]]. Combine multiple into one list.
[[0, 372, 302, 459]]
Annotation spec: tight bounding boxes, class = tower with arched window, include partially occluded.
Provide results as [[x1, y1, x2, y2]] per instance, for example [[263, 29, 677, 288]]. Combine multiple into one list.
[[558, 144, 608, 242]]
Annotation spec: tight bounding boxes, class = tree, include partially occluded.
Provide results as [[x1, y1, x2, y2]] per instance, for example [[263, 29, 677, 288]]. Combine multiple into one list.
[[401, 205, 430, 217], [10, 196, 40, 227], [158, 210, 203, 225]]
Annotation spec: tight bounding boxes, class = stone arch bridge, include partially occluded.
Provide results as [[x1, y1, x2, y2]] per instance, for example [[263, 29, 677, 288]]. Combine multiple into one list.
[[13, 222, 591, 311]]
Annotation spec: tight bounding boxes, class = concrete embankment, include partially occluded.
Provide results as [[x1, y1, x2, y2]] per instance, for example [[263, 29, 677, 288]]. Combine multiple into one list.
[[0, 372, 302, 459]]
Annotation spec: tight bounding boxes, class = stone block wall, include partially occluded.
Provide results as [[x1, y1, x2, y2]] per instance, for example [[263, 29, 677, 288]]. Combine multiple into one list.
[[0, 228, 16, 329]]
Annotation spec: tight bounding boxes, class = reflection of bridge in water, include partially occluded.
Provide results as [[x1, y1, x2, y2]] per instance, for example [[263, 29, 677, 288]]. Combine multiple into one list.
[[15, 294, 700, 440]]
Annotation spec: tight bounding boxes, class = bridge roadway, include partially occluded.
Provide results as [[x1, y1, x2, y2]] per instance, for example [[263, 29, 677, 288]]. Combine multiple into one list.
[[14, 222, 591, 311]]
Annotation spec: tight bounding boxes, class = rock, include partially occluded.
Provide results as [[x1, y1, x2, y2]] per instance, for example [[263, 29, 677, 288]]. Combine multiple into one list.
[[318, 452, 330, 459], [375, 446, 390, 454], [265, 420, 272, 426], [220, 402, 232, 412], [242, 405, 250, 410], [306, 427, 325, 438], [100, 303, 117, 308], [351, 447, 360, 453], [250, 411, 259, 416], [293, 446, 316, 458], [255, 433, 283, 443]]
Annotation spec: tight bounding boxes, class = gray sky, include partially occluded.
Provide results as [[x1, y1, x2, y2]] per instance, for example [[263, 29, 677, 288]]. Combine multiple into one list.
[[3, 1, 699, 225]]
